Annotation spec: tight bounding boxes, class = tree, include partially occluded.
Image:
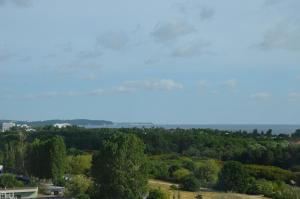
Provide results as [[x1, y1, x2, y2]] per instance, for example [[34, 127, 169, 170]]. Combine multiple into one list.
[[91, 133, 148, 199], [49, 136, 67, 185], [217, 161, 250, 193], [173, 168, 191, 182], [65, 175, 92, 197], [26, 139, 51, 179], [0, 173, 23, 188], [68, 154, 92, 175], [181, 176, 200, 192], [3, 132, 27, 174], [195, 160, 220, 188], [26, 136, 67, 184], [147, 188, 169, 199]]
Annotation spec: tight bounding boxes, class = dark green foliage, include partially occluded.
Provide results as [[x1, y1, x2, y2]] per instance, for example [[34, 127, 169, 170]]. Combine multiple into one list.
[[245, 164, 294, 182], [91, 133, 148, 199], [217, 161, 251, 193], [0, 173, 24, 188], [147, 188, 168, 199], [195, 160, 220, 188], [292, 129, 300, 138], [254, 180, 300, 199], [26, 136, 67, 184], [295, 172, 300, 186], [75, 194, 90, 199], [148, 160, 169, 180], [20, 126, 300, 170], [181, 176, 200, 192], [50, 136, 67, 185], [3, 133, 27, 174], [26, 139, 51, 178]]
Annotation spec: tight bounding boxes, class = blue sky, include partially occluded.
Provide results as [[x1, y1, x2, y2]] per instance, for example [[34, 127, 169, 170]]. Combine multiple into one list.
[[0, 0, 300, 124]]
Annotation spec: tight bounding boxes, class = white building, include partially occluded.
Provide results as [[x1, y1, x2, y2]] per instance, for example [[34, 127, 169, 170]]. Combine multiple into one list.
[[0, 187, 38, 199], [53, 123, 71, 128], [2, 122, 16, 132]]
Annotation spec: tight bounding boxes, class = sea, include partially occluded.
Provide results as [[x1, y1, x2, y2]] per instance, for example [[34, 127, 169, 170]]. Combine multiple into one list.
[[84, 124, 300, 135]]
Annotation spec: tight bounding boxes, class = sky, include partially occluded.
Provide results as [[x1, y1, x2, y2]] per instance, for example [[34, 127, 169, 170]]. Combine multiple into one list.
[[0, 0, 300, 124]]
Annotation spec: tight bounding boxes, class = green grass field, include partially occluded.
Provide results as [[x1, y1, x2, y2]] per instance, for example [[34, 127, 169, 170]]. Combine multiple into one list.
[[149, 180, 270, 199]]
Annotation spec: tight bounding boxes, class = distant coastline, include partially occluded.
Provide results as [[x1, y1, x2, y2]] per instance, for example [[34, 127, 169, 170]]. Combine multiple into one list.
[[1, 119, 299, 134]]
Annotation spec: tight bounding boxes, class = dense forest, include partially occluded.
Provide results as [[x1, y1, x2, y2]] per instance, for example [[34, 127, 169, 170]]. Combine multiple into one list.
[[1, 126, 300, 199]]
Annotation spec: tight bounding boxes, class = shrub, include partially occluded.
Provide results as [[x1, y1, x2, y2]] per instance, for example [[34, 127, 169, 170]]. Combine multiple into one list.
[[217, 161, 250, 193], [172, 168, 191, 182], [245, 164, 294, 183], [0, 173, 24, 188], [295, 172, 300, 186], [181, 176, 200, 192], [254, 179, 300, 199], [195, 159, 220, 188], [148, 161, 169, 180], [147, 188, 169, 199], [65, 175, 92, 197], [75, 193, 90, 199], [182, 160, 197, 172]]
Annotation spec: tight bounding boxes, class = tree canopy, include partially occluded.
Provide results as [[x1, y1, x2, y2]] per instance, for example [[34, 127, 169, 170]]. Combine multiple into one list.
[[91, 133, 148, 199]]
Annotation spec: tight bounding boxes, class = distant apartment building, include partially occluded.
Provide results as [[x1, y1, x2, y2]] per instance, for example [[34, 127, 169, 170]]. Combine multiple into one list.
[[53, 123, 71, 128], [1, 122, 16, 132]]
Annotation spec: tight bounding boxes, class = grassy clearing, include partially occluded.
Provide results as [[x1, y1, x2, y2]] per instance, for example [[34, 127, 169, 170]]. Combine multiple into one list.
[[149, 179, 269, 199]]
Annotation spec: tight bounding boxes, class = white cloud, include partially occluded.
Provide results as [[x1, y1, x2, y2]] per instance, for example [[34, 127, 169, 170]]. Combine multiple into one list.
[[144, 58, 160, 65], [263, 0, 282, 7], [288, 92, 300, 100], [116, 79, 184, 92], [174, 3, 215, 21], [80, 74, 97, 81], [172, 40, 210, 57], [22, 79, 183, 100], [198, 80, 208, 93], [152, 20, 195, 43], [0, 49, 14, 62], [199, 7, 215, 20], [223, 79, 238, 90], [258, 21, 300, 51], [77, 49, 102, 59], [0, 0, 34, 7], [250, 92, 271, 100], [97, 31, 129, 50]]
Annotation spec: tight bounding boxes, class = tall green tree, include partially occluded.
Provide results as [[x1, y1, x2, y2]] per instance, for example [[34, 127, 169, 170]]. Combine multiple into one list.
[[49, 136, 67, 185], [26, 136, 67, 184], [91, 133, 148, 199], [217, 161, 250, 193]]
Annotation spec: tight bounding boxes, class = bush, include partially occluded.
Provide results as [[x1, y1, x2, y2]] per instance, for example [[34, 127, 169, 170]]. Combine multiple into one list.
[[195, 159, 220, 188], [217, 161, 250, 193], [0, 173, 24, 188], [245, 164, 294, 183], [254, 179, 300, 199], [65, 175, 92, 197], [172, 168, 191, 182], [182, 160, 197, 172], [181, 176, 200, 192], [68, 154, 92, 175], [148, 161, 169, 180], [147, 188, 169, 199], [295, 172, 300, 186], [75, 193, 90, 199]]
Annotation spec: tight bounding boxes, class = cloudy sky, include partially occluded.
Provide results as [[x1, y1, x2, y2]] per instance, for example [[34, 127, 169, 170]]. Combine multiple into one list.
[[0, 0, 300, 124]]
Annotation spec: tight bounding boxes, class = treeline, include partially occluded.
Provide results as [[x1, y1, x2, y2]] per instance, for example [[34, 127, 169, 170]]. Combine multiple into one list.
[[1, 126, 300, 199], [18, 126, 300, 169]]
